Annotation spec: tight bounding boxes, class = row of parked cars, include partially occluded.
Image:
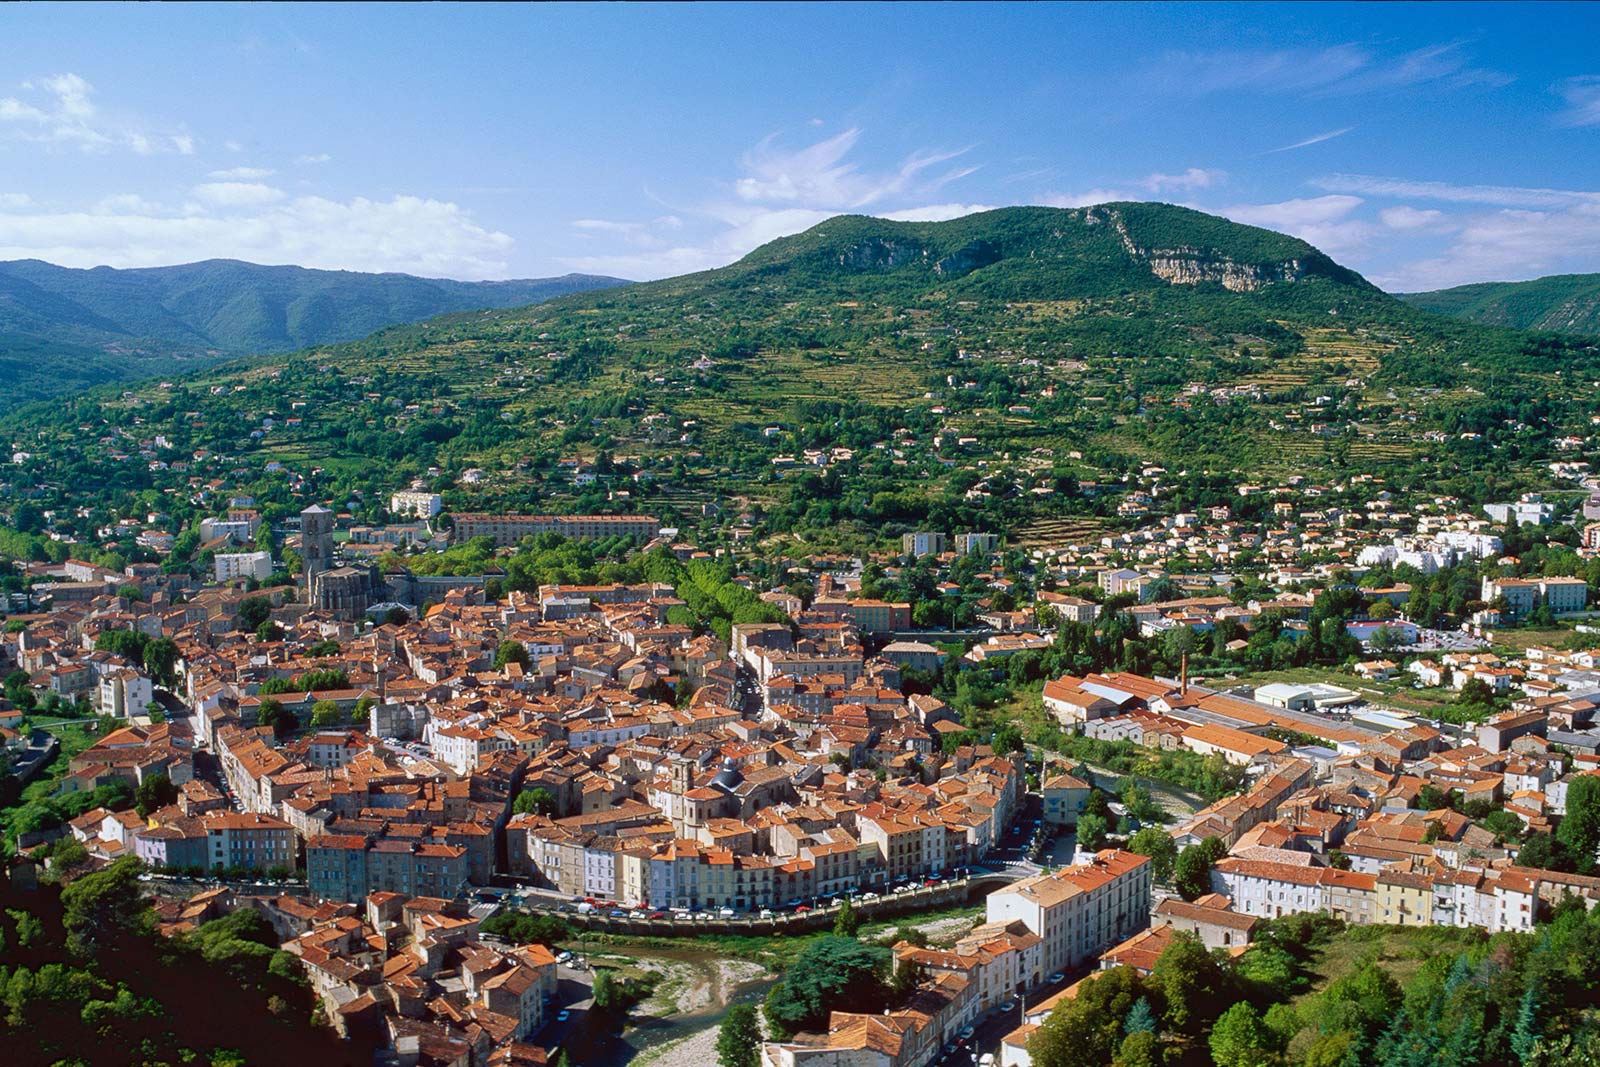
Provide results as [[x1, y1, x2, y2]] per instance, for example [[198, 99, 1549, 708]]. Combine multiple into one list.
[[540, 871, 971, 922]]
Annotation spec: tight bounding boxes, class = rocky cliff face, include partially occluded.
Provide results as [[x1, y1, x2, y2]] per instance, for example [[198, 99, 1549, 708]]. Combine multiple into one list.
[[836, 238, 926, 271], [1143, 253, 1307, 292], [934, 239, 1003, 278], [1096, 206, 1306, 293]]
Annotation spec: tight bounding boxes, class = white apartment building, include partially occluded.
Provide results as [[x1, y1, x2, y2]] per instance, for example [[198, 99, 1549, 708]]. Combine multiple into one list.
[[389, 491, 443, 519], [214, 551, 273, 583], [985, 849, 1152, 976]]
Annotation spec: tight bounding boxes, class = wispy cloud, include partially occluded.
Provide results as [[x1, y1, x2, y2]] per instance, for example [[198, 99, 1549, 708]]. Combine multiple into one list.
[[732, 128, 976, 209], [297, 152, 332, 164], [0, 73, 194, 155], [1269, 127, 1355, 153], [562, 127, 988, 279], [1046, 167, 1226, 208], [1146, 41, 1509, 99], [1312, 174, 1600, 210], [1556, 76, 1600, 127]]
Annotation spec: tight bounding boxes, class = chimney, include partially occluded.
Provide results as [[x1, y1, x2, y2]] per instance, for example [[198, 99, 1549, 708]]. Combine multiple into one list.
[[1180, 653, 1188, 696]]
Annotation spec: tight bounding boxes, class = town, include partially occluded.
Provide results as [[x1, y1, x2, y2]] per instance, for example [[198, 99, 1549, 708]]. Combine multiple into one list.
[[7, 473, 1600, 1067]]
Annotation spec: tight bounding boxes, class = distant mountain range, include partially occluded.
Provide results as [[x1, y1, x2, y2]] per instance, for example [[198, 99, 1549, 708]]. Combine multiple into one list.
[[0, 259, 629, 401], [1400, 273, 1600, 336]]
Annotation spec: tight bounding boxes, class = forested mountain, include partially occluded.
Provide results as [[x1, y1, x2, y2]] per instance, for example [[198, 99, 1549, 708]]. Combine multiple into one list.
[[4, 203, 1596, 549], [1400, 273, 1600, 336], [0, 258, 629, 401]]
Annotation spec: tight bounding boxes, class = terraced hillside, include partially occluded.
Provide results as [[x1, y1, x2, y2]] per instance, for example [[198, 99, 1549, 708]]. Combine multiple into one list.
[[4, 204, 1597, 550]]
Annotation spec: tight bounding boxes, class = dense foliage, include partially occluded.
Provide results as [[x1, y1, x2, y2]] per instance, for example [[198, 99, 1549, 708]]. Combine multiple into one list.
[[0, 858, 369, 1066], [1030, 909, 1600, 1067], [1402, 272, 1600, 336]]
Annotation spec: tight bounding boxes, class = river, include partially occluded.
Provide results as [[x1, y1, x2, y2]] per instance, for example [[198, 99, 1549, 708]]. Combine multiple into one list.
[[566, 942, 780, 1067]]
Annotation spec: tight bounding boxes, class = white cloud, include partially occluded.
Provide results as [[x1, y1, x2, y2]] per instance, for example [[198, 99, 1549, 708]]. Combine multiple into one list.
[[879, 203, 995, 222], [297, 152, 332, 164], [193, 181, 286, 207], [1375, 203, 1600, 291], [0, 194, 515, 279], [0, 99, 48, 122], [1044, 188, 1140, 208], [1556, 76, 1600, 127], [1144, 168, 1226, 192], [0, 193, 31, 209], [208, 166, 274, 180], [1270, 127, 1355, 153], [94, 194, 164, 215], [1311, 174, 1600, 210], [0, 72, 195, 155], [1216, 195, 1375, 257], [1378, 205, 1449, 232]]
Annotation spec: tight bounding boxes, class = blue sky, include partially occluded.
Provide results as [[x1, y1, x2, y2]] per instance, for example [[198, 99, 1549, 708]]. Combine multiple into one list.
[[0, 2, 1597, 290]]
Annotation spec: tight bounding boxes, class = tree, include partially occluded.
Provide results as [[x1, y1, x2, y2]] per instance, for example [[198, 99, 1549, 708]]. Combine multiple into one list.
[[383, 606, 411, 626], [1417, 783, 1453, 811], [1518, 832, 1574, 873], [494, 639, 531, 670], [1150, 931, 1230, 1036], [237, 595, 272, 632], [135, 772, 177, 817], [717, 1004, 762, 1067], [1076, 813, 1109, 852], [1083, 789, 1111, 820], [512, 787, 557, 816], [1209, 1002, 1275, 1067], [60, 856, 151, 954], [1030, 966, 1146, 1067], [256, 619, 285, 643], [764, 936, 890, 1039], [1127, 828, 1177, 883], [592, 970, 624, 1014], [141, 636, 179, 687], [1557, 774, 1600, 872], [992, 723, 1024, 754], [256, 697, 294, 737], [309, 700, 343, 729], [1123, 997, 1156, 1036], [1113, 1031, 1160, 1067], [833, 897, 861, 938], [1173, 835, 1226, 901]]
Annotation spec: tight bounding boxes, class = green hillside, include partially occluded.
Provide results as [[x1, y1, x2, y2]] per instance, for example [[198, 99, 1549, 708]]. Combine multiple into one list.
[[0, 258, 629, 401], [1400, 273, 1600, 336], [3, 203, 1596, 550]]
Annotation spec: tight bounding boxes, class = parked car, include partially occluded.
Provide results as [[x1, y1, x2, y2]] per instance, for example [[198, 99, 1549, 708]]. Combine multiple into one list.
[[1048, 972, 1065, 984], [958, 1026, 975, 1041], [759, 909, 775, 919]]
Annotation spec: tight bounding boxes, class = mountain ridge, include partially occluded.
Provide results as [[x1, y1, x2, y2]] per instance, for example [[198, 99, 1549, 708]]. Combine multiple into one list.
[[0, 258, 630, 402], [1399, 272, 1600, 336]]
